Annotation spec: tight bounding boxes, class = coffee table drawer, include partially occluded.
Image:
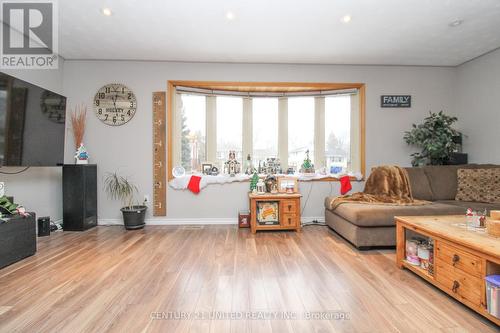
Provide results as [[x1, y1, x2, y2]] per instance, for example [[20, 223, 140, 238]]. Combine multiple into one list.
[[436, 241, 482, 278], [435, 259, 482, 306]]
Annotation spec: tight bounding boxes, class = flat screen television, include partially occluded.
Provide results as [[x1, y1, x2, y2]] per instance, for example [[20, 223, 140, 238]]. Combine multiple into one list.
[[0, 72, 66, 166]]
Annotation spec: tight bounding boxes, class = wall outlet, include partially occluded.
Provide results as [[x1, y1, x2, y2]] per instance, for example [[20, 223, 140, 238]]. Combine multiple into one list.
[[143, 194, 150, 204]]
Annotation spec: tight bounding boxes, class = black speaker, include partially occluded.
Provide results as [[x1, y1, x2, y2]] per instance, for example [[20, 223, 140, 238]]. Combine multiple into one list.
[[447, 153, 468, 165], [38, 216, 50, 236], [63, 164, 98, 231]]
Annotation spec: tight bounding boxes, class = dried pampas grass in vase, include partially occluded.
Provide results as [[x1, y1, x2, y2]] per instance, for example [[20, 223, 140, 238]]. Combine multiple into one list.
[[71, 104, 90, 164], [71, 104, 87, 149]]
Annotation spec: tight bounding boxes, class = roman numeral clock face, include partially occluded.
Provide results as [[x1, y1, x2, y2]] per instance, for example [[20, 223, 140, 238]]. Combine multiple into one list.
[[93, 83, 137, 126]]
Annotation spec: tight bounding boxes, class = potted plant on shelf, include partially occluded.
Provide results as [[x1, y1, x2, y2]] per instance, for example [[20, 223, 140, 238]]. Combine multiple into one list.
[[104, 172, 147, 230], [403, 111, 460, 166]]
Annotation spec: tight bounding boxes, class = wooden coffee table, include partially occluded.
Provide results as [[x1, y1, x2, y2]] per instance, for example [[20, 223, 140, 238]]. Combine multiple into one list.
[[395, 215, 500, 326]]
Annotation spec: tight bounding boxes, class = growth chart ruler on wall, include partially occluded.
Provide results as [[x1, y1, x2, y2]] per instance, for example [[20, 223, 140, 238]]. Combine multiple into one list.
[[153, 91, 166, 216]]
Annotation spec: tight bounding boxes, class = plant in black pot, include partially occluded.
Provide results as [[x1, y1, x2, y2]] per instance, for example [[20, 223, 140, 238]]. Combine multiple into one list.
[[104, 172, 147, 230], [404, 111, 460, 166]]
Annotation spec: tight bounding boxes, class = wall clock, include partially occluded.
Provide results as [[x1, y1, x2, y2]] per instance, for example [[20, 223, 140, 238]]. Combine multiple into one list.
[[40, 90, 66, 123], [93, 83, 137, 126]]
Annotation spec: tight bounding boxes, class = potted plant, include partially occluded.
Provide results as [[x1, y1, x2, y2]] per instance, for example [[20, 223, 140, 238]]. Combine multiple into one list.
[[403, 111, 460, 166], [104, 172, 147, 230]]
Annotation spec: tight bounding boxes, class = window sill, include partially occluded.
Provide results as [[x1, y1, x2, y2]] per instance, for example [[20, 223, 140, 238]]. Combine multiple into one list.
[[169, 173, 364, 187], [310, 176, 364, 182]]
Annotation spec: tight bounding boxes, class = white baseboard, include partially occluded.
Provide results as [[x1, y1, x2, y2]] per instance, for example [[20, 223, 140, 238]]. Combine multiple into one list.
[[98, 216, 325, 226]]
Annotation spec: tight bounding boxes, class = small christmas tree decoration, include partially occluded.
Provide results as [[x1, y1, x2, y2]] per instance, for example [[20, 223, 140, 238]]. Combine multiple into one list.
[[300, 149, 315, 174], [250, 172, 259, 192], [75, 143, 90, 164]]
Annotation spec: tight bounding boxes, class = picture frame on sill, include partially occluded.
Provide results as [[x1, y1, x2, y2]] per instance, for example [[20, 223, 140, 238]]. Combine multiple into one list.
[[278, 176, 298, 193], [256, 201, 279, 225], [202, 163, 213, 175]]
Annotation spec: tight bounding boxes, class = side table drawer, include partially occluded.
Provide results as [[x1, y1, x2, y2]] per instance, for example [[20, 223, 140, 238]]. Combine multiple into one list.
[[282, 214, 298, 227], [435, 259, 482, 307], [282, 200, 298, 214], [436, 241, 482, 278]]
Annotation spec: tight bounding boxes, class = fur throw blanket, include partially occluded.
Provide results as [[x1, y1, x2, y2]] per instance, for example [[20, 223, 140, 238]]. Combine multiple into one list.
[[328, 165, 429, 210]]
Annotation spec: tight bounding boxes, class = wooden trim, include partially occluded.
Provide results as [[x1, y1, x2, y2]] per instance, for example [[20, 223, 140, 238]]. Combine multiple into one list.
[[167, 81, 174, 180], [359, 84, 366, 178], [167, 80, 366, 181], [169, 80, 364, 91]]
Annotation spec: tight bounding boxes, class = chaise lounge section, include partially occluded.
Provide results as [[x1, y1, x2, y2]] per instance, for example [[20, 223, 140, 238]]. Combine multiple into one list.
[[324, 164, 500, 249]]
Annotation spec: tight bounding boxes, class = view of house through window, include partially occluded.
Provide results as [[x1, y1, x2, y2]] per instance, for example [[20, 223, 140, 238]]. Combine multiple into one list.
[[252, 98, 278, 166], [325, 95, 351, 170], [176, 89, 358, 176], [180, 94, 206, 173], [288, 97, 315, 169], [216, 96, 242, 166]]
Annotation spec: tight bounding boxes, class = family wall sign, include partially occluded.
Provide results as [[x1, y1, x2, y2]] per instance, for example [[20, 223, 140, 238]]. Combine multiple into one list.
[[381, 95, 412, 108]]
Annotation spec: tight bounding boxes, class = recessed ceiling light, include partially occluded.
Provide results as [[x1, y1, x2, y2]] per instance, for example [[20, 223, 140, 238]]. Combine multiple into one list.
[[101, 8, 112, 16], [226, 11, 235, 20], [341, 15, 352, 23], [449, 19, 463, 27]]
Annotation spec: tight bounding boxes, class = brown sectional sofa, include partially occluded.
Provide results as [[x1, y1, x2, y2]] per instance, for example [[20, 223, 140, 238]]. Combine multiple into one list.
[[324, 164, 500, 249]]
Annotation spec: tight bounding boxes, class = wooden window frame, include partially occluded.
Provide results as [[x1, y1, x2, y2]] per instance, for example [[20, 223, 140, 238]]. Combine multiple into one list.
[[167, 80, 366, 181]]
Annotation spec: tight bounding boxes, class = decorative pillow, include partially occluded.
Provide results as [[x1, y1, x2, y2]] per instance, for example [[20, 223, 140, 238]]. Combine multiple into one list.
[[455, 168, 500, 203]]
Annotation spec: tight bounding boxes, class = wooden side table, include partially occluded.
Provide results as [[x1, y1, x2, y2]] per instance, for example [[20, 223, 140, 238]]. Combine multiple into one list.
[[248, 193, 301, 233]]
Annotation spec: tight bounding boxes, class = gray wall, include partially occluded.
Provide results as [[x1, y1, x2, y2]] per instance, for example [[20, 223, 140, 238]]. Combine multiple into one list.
[[455, 48, 500, 163], [0, 60, 65, 220], [62, 61, 457, 223]]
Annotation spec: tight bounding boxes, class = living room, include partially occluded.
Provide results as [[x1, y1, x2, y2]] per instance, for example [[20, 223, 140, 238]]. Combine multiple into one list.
[[0, 0, 499, 332]]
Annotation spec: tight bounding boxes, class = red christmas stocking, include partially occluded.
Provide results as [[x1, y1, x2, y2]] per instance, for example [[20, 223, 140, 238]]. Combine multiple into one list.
[[187, 175, 202, 194], [339, 175, 352, 195]]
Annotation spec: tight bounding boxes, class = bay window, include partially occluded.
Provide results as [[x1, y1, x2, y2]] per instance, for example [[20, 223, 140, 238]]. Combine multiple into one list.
[[170, 82, 365, 180]]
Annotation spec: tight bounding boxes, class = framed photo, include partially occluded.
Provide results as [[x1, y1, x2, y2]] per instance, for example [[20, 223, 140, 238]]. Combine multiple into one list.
[[256, 201, 279, 225], [278, 176, 298, 193], [202, 163, 212, 175]]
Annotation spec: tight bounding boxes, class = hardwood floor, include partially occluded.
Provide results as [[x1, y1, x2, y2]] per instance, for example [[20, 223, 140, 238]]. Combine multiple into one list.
[[0, 225, 497, 332]]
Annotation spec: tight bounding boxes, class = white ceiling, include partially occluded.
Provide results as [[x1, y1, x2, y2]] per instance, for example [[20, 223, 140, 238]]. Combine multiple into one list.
[[58, 0, 500, 66]]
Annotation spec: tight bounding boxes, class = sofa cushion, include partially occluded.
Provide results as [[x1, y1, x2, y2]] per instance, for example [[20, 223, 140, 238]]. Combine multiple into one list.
[[423, 164, 499, 200], [404, 167, 434, 201], [436, 200, 500, 212], [331, 202, 465, 227], [455, 168, 500, 203], [422, 165, 461, 200]]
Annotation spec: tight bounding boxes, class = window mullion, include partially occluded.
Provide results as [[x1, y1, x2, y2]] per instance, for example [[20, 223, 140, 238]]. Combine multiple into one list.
[[206, 96, 217, 163], [278, 97, 288, 170], [314, 96, 325, 168]]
